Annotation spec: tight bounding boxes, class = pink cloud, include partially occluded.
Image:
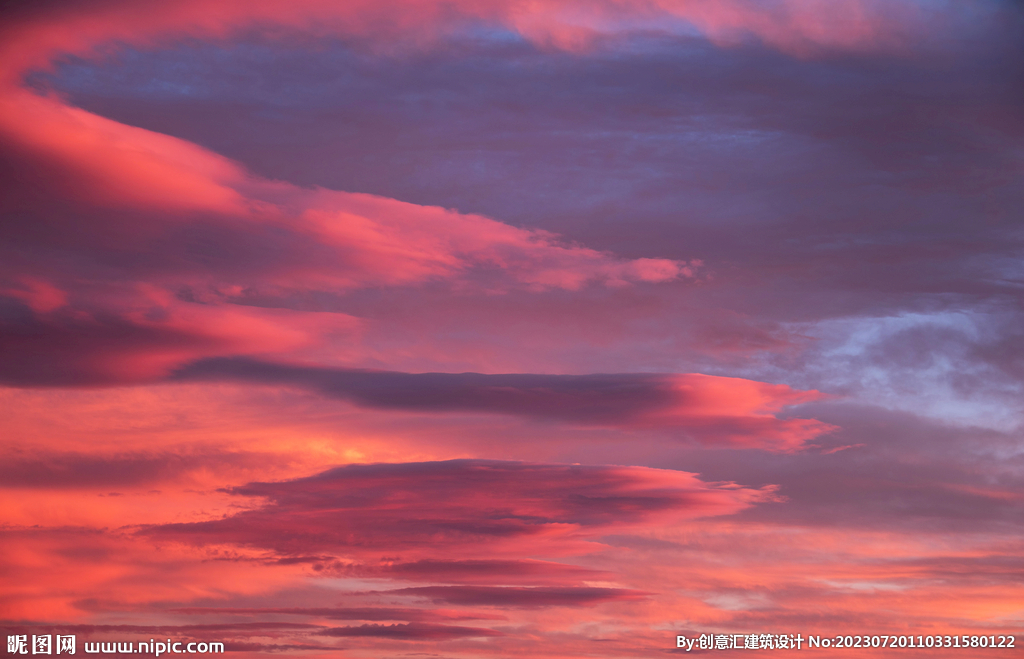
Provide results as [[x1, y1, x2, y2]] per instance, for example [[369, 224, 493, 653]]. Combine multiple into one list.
[[145, 459, 777, 558], [169, 606, 506, 622], [0, 0, 947, 310], [0, 90, 693, 295], [175, 358, 835, 450], [0, 289, 356, 386], [2, 277, 67, 313], [385, 585, 647, 608], [0, 0, 941, 85], [1, 1, 1013, 656]]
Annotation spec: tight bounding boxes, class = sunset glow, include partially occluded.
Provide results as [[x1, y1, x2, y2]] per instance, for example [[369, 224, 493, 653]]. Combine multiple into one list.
[[2, 0, 1022, 656]]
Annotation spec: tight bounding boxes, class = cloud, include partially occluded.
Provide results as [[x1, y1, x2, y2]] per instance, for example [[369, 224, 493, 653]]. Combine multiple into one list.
[[0, 290, 354, 386], [0, 0, 990, 309], [0, 321, 834, 449], [174, 357, 833, 450], [170, 606, 504, 622], [0, 0, 729, 405], [0, 0, 958, 82], [2, 277, 67, 313], [28, 622, 321, 635], [372, 559, 607, 585], [649, 401, 1024, 534], [0, 525, 313, 621], [388, 585, 647, 608], [1, 0, 1017, 408], [6, 10, 1017, 393], [0, 89, 693, 296], [0, 450, 276, 490], [320, 622, 502, 639], [2, 0, 1021, 654], [144, 459, 776, 558]]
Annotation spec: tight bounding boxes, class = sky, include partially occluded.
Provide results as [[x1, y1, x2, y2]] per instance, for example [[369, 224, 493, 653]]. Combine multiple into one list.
[[1, 0, 1023, 656]]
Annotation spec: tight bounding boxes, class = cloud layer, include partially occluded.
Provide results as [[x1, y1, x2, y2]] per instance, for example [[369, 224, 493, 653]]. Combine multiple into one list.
[[2, 0, 1022, 657], [147, 459, 776, 557]]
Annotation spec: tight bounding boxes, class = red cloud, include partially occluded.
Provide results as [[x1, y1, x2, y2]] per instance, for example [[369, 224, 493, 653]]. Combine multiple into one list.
[[320, 622, 502, 639], [387, 585, 648, 608], [2, 277, 68, 313], [170, 606, 505, 622], [0, 291, 352, 386], [0, 90, 693, 296], [175, 358, 835, 450], [0, 0, 935, 83], [0, 0, 940, 313], [145, 459, 778, 559]]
